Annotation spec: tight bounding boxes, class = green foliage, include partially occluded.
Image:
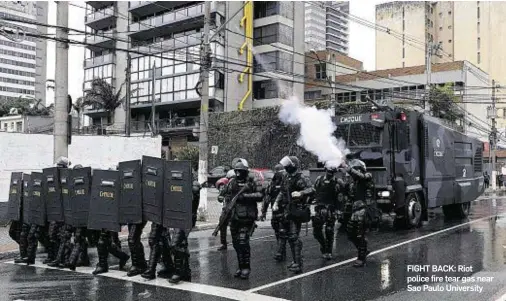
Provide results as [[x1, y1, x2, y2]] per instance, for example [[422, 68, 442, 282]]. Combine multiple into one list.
[[175, 146, 199, 170], [428, 83, 463, 123], [0, 97, 53, 117]]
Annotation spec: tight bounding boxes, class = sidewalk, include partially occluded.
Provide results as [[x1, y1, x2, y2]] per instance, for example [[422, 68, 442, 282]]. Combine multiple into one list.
[[0, 189, 272, 260]]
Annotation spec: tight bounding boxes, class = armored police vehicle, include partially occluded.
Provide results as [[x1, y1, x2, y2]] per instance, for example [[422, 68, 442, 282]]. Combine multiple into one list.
[[311, 105, 485, 228]]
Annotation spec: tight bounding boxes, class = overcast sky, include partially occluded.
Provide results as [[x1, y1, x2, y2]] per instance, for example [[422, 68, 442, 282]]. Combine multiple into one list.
[[45, 0, 385, 105]]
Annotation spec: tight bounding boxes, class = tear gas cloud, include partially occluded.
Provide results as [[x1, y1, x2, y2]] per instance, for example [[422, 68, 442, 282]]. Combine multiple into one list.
[[278, 97, 350, 168]]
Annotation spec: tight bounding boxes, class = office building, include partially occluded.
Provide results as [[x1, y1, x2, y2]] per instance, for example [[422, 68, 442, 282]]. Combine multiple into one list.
[[83, 1, 304, 151], [305, 1, 349, 54], [0, 1, 48, 105]]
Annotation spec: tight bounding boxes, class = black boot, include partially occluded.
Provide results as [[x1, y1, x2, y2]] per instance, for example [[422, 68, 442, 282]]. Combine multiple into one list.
[[288, 240, 303, 274], [233, 250, 242, 278], [92, 241, 109, 275], [43, 243, 55, 264], [66, 243, 81, 271], [22, 234, 37, 265], [169, 252, 190, 284], [274, 238, 286, 262], [128, 243, 147, 277], [109, 245, 130, 270], [141, 245, 160, 280], [157, 245, 174, 279], [240, 247, 251, 280]]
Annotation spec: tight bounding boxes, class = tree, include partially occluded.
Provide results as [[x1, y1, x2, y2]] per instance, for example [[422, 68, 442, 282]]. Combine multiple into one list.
[[72, 96, 85, 129], [0, 97, 53, 117], [174, 145, 199, 170], [428, 83, 464, 125], [83, 78, 139, 127]]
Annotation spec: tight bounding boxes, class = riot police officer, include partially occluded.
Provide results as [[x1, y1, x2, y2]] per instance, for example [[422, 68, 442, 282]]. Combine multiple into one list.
[[273, 156, 313, 274], [218, 160, 262, 279], [259, 164, 286, 261], [92, 230, 130, 275], [342, 159, 375, 267], [337, 172, 352, 233], [216, 169, 236, 251], [312, 166, 343, 259]]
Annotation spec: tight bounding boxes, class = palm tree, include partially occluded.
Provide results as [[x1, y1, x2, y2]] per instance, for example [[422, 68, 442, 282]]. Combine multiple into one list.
[[72, 96, 85, 129], [83, 78, 139, 127]]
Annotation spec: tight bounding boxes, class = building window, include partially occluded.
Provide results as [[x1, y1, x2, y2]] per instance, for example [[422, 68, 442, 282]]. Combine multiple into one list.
[[253, 80, 276, 99], [16, 122, 22, 132], [478, 37, 481, 50], [477, 52, 481, 64], [439, 12, 443, 18], [448, 25, 452, 29], [253, 23, 293, 47], [449, 11, 452, 15], [439, 26, 443, 31], [254, 2, 293, 20], [315, 63, 326, 79], [402, 20, 405, 31], [253, 51, 293, 73]]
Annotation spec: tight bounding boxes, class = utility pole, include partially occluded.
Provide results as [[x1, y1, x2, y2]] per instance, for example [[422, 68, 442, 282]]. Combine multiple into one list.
[[151, 62, 156, 136], [125, 54, 131, 137], [54, 1, 69, 162], [491, 79, 498, 191], [198, 1, 211, 218], [424, 41, 442, 111]]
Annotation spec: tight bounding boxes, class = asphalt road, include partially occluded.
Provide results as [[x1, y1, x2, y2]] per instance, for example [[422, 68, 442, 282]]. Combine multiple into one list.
[[2, 196, 506, 301]]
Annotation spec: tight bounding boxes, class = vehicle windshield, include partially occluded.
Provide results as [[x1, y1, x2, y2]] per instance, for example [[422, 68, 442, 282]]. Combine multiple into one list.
[[335, 123, 382, 147]]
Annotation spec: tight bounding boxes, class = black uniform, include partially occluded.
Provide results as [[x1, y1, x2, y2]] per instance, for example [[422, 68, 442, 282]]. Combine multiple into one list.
[[337, 173, 352, 232], [67, 227, 91, 270], [126, 221, 147, 277], [312, 167, 344, 259], [219, 161, 262, 279], [216, 170, 236, 251], [274, 156, 313, 274], [260, 164, 286, 261], [345, 159, 375, 267], [141, 223, 169, 279]]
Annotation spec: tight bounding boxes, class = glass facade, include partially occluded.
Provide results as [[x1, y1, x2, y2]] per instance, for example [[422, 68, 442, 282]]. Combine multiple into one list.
[[84, 64, 115, 90], [253, 23, 293, 47], [254, 51, 294, 74], [253, 80, 293, 100], [254, 1, 294, 20]]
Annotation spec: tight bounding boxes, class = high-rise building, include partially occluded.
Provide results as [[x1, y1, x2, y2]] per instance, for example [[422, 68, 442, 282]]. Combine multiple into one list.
[[375, 1, 506, 128], [83, 1, 305, 152], [305, 1, 349, 54], [0, 1, 48, 105]]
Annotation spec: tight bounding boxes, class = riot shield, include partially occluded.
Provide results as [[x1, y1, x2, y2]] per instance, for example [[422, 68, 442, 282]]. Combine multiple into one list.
[[142, 156, 164, 225], [44, 167, 64, 222], [118, 160, 143, 224], [60, 169, 73, 225], [162, 160, 192, 230], [6, 172, 23, 221], [29, 172, 47, 226], [88, 170, 120, 232], [70, 167, 91, 228], [21, 174, 31, 224]]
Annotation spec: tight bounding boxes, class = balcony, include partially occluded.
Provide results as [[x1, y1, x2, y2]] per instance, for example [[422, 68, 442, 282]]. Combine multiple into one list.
[[129, 2, 221, 41], [129, 1, 193, 18], [85, 6, 116, 30], [86, 1, 114, 10], [129, 33, 202, 57], [84, 53, 115, 68], [85, 29, 115, 52], [131, 116, 199, 134]]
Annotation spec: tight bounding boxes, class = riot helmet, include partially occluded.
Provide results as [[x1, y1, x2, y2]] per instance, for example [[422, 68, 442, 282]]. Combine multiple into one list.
[[234, 160, 249, 181], [324, 165, 337, 177], [55, 156, 71, 168], [226, 169, 235, 179], [73, 164, 83, 169], [274, 164, 284, 173], [280, 156, 300, 175], [348, 159, 366, 172]]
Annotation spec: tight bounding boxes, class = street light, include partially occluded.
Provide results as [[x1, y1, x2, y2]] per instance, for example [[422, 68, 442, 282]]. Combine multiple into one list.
[[310, 49, 335, 116]]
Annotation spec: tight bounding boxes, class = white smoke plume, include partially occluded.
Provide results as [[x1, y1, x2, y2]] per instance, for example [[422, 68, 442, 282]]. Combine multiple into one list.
[[278, 97, 350, 168]]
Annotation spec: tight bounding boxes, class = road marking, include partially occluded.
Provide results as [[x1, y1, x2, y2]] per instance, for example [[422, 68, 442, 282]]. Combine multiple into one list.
[[3, 261, 289, 301], [247, 213, 503, 293], [192, 234, 277, 253]]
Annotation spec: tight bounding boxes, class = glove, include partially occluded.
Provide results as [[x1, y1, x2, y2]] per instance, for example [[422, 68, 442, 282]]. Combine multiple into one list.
[[291, 191, 302, 199], [272, 202, 279, 212], [217, 195, 224, 203]]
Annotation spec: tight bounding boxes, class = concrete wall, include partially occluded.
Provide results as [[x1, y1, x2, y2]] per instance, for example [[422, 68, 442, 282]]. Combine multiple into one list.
[[376, 1, 426, 70], [0, 133, 162, 207]]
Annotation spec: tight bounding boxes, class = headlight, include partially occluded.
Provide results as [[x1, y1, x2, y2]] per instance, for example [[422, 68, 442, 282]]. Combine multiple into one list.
[[378, 191, 390, 198]]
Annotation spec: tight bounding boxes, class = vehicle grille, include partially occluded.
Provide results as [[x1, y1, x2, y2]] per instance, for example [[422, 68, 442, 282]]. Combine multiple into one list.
[[335, 123, 381, 146]]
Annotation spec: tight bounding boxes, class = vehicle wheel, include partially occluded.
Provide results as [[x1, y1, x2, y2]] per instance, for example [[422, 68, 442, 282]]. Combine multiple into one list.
[[442, 204, 454, 219], [454, 202, 471, 219], [396, 193, 423, 229]]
